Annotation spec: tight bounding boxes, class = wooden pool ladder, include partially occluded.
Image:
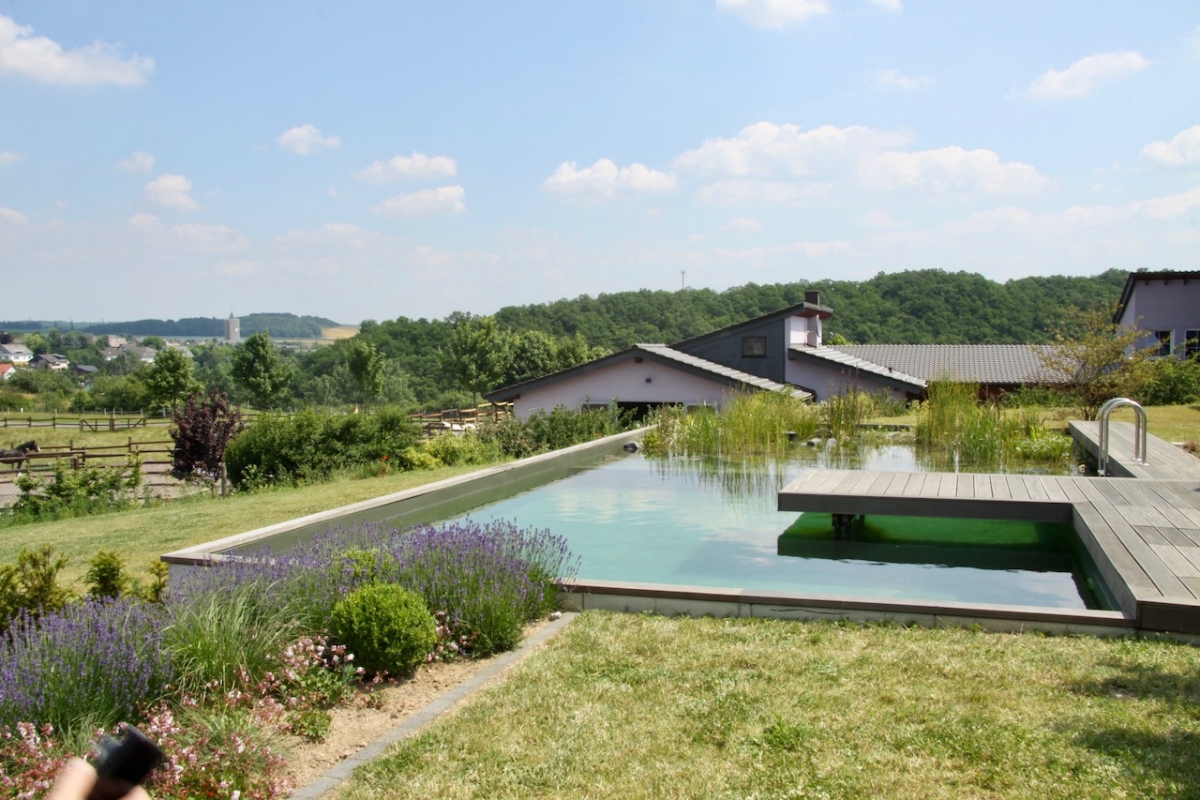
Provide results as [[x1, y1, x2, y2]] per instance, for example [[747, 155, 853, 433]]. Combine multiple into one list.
[[1097, 398, 1147, 477]]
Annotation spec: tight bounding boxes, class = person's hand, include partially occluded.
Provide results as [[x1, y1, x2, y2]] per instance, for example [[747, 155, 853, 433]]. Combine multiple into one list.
[[47, 758, 151, 800]]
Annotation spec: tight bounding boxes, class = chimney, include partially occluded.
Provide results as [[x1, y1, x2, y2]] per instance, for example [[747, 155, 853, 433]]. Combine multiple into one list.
[[805, 290, 820, 306]]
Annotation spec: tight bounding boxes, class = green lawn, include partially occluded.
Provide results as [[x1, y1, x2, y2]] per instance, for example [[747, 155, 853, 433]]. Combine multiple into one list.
[[345, 612, 1200, 800], [0, 462, 504, 588]]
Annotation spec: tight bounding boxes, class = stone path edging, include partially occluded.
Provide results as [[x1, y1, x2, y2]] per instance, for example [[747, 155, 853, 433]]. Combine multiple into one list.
[[290, 612, 577, 799]]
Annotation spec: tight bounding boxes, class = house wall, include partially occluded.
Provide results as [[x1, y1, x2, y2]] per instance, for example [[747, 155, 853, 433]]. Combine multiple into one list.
[[674, 317, 787, 383], [784, 357, 913, 403], [512, 358, 740, 418], [1118, 278, 1200, 355]]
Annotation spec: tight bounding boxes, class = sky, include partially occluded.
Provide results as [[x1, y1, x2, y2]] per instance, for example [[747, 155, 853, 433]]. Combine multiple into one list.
[[1, 1, 1198, 325]]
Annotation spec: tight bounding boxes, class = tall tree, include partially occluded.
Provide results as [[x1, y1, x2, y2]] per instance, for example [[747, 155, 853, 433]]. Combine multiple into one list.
[[231, 331, 294, 409], [441, 314, 512, 404], [143, 347, 200, 411], [344, 339, 385, 406]]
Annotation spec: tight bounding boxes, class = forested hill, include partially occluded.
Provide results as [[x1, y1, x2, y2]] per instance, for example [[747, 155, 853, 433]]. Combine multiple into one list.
[[0, 313, 340, 339], [491, 268, 1129, 349]]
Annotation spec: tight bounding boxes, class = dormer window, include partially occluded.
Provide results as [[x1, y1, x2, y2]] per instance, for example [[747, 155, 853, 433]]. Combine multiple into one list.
[[742, 336, 766, 358]]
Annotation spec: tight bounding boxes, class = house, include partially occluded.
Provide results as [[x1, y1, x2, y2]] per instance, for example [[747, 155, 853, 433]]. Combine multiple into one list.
[[31, 353, 69, 371], [71, 364, 100, 377], [1113, 270, 1200, 358], [102, 343, 158, 363], [0, 363, 14, 381], [0, 343, 33, 365], [486, 290, 1068, 416]]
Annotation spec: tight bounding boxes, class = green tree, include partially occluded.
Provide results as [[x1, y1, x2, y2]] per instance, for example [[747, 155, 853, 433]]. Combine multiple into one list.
[[231, 331, 294, 409], [143, 347, 200, 410], [345, 339, 385, 406], [1038, 304, 1154, 420], [441, 315, 512, 404]]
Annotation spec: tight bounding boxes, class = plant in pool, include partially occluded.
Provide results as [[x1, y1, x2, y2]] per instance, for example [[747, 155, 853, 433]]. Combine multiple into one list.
[[0, 597, 171, 737], [644, 392, 819, 457]]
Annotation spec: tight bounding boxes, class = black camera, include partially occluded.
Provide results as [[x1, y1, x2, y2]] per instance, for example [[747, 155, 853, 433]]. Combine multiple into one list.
[[89, 725, 164, 800]]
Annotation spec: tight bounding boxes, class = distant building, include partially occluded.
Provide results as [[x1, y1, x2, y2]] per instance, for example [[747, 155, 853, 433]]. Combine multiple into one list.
[[0, 343, 33, 364], [0, 363, 14, 380], [32, 353, 69, 371], [226, 313, 241, 344], [1113, 270, 1200, 358]]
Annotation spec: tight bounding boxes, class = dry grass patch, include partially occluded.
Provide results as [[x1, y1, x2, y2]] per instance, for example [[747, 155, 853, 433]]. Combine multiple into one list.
[[345, 612, 1200, 800]]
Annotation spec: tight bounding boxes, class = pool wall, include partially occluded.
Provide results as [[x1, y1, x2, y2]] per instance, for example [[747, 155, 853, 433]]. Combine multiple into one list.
[[161, 427, 647, 588]]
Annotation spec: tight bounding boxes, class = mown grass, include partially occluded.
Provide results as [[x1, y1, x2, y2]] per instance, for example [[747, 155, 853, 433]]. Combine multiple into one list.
[[345, 612, 1200, 800], [0, 462, 504, 589]]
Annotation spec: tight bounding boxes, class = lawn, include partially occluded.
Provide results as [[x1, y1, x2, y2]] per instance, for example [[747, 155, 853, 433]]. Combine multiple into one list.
[[345, 612, 1200, 800], [0, 461, 505, 588]]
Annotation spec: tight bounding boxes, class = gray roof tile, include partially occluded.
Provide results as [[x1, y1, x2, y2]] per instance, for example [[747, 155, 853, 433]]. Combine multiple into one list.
[[826, 344, 1064, 383]]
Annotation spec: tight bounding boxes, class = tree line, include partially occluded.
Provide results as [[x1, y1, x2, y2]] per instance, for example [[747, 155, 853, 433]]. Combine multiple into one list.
[[1, 269, 1131, 413]]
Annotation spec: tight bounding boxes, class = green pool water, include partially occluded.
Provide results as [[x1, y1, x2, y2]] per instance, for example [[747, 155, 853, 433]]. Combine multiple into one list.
[[458, 448, 1110, 611]]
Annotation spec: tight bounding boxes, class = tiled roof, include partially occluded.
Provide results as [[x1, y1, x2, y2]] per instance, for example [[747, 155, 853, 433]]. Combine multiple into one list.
[[636, 344, 808, 398], [789, 345, 927, 389], [826, 344, 1064, 384]]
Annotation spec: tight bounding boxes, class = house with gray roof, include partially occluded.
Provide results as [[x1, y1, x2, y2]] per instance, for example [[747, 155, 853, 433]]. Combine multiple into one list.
[[0, 343, 33, 364]]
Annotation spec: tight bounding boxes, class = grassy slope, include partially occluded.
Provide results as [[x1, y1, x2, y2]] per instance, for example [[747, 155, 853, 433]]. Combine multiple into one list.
[[346, 612, 1200, 800], [0, 463, 503, 589]]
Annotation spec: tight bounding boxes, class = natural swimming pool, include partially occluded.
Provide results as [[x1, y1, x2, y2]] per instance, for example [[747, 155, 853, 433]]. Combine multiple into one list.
[[451, 446, 1110, 611]]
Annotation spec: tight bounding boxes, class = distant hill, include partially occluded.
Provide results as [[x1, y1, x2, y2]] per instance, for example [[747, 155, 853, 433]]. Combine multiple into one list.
[[0, 313, 341, 339]]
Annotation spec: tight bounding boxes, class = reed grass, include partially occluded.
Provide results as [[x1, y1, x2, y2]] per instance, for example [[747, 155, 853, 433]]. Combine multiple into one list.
[[642, 392, 819, 457]]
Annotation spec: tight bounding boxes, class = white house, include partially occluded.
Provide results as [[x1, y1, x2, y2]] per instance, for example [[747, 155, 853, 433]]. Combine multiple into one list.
[[0, 343, 33, 365]]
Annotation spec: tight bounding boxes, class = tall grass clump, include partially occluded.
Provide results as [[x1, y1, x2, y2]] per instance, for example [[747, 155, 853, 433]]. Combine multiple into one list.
[[916, 381, 1072, 466], [0, 598, 171, 737], [822, 388, 873, 441], [644, 392, 818, 457]]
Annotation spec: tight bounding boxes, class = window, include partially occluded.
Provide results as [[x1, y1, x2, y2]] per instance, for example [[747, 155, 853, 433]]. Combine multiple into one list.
[[742, 336, 766, 358], [1153, 330, 1172, 357], [1186, 330, 1200, 359]]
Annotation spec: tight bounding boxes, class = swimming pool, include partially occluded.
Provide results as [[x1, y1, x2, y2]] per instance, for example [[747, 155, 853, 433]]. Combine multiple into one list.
[[454, 448, 1108, 611]]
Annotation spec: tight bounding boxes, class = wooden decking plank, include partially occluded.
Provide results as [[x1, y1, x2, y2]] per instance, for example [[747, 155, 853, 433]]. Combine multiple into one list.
[[1135, 483, 1200, 529], [1136, 526, 1171, 546], [805, 470, 848, 496], [1087, 494, 1193, 599], [1173, 528, 1200, 548], [1072, 502, 1150, 614], [990, 476, 1012, 500], [1040, 477, 1070, 503], [936, 472, 959, 498], [916, 473, 942, 498], [1023, 476, 1051, 503], [1057, 477, 1090, 504], [881, 472, 913, 496], [971, 473, 991, 499], [1007, 476, 1031, 501], [830, 471, 866, 495], [850, 470, 885, 495], [860, 471, 891, 496], [1149, 545, 1200, 584]]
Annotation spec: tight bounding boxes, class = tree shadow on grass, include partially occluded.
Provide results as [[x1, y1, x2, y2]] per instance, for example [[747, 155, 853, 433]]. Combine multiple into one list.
[[1069, 727, 1200, 799]]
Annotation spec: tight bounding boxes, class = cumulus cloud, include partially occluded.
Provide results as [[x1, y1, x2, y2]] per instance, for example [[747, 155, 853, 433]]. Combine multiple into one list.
[[1140, 125, 1200, 168], [721, 216, 765, 233], [0, 205, 28, 224], [674, 121, 1046, 202], [715, 239, 852, 259], [1132, 186, 1200, 220], [878, 69, 931, 89], [543, 159, 677, 200], [864, 147, 1048, 193], [715, 0, 829, 29], [0, 14, 153, 86], [870, 0, 902, 10], [143, 174, 198, 210], [129, 213, 248, 252], [371, 185, 466, 217], [118, 151, 155, 173], [0, 150, 23, 165], [356, 152, 457, 182], [1026, 51, 1149, 101], [277, 124, 341, 155]]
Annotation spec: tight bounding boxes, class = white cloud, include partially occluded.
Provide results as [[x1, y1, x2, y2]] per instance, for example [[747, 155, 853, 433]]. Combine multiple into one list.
[[1026, 51, 1149, 101], [356, 152, 457, 182], [1132, 186, 1200, 220], [1139, 125, 1200, 168], [870, 0, 902, 10], [371, 185, 466, 217], [543, 159, 677, 200], [118, 151, 155, 173], [721, 216, 765, 233], [864, 146, 1048, 193], [675, 122, 1046, 202], [173, 223, 249, 253], [0, 14, 153, 86], [0, 206, 28, 224], [143, 174, 198, 210], [0, 150, 23, 166], [277, 124, 341, 155], [716, 0, 829, 29], [715, 239, 852, 259], [862, 210, 898, 228], [878, 69, 931, 89]]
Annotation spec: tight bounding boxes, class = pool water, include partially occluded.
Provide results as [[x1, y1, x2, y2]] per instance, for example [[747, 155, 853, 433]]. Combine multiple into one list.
[[457, 449, 1108, 610]]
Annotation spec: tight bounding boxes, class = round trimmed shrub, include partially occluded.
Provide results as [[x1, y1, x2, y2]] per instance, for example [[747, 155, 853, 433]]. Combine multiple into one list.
[[330, 584, 436, 676]]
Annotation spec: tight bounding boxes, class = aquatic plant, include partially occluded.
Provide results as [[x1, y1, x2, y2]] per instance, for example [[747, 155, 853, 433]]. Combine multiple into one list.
[[643, 392, 820, 457]]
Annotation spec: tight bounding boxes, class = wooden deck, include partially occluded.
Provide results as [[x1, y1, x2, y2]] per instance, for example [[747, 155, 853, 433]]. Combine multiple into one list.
[[1070, 420, 1200, 481], [778, 424, 1200, 635]]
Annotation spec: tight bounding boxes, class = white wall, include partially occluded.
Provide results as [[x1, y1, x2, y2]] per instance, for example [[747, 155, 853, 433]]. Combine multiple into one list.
[[1118, 279, 1200, 355], [513, 357, 739, 417], [784, 358, 911, 403]]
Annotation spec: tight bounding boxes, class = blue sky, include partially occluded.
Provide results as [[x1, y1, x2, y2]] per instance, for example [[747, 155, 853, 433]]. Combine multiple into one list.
[[1, 1, 1198, 325]]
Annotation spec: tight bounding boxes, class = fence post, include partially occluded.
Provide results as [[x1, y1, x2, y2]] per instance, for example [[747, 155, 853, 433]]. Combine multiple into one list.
[[220, 463, 228, 498]]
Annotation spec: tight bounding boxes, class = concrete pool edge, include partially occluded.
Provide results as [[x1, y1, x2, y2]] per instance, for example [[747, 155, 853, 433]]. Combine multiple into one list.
[[564, 579, 1140, 637], [161, 427, 648, 570]]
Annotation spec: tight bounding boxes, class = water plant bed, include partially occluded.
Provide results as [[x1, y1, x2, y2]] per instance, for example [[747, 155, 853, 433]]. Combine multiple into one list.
[[340, 611, 1200, 800]]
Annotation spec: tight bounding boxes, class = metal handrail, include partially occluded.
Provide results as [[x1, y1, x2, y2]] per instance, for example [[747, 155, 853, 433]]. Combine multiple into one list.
[[1097, 397, 1147, 476]]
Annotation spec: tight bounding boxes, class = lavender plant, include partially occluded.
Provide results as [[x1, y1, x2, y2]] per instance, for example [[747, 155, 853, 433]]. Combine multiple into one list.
[[0, 597, 171, 735]]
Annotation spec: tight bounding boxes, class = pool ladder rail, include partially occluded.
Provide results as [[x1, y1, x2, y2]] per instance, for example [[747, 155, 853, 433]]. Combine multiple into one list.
[[1097, 397, 1148, 477]]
